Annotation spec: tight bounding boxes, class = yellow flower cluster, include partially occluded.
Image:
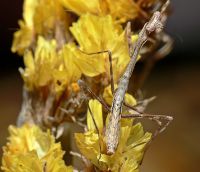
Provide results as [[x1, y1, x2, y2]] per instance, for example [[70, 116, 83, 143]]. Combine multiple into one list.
[[11, 0, 70, 55], [20, 36, 105, 94], [75, 96, 151, 171], [61, 0, 142, 23], [8, 0, 156, 171], [70, 13, 138, 82], [1, 124, 73, 172], [13, 0, 139, 96]]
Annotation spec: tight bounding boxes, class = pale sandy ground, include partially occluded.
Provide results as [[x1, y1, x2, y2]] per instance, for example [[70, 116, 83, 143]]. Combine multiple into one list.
[[0, 62, 199, 172]]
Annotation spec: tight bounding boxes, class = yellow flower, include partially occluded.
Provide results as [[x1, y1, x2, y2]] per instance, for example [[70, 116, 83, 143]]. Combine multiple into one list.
[[11, 20, 35, 55], [20, 36, 105, 94], [61, 0, 104, 16], [75, 98, 151, 171], [33, 0, 69, 36], [70, 13, 138, 83], [12, 0, 69, 55], [61, 43, 105, 79], [1, 124, 73, 172], [19, 36, 65, 92], [105, 0, 139, 23], [61, 0, 141, 23]]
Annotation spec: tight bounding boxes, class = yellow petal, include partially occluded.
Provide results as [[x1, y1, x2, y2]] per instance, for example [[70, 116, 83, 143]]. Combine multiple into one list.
[[124, 93, 137, 107], [33, 0, 68, 35], [106, 0, 139, 23], [70, 14, 132, 81], [52, 69, 69, 93], [61, 0, 140, 23], [62, 44, 82, 83], [102, 84, 117, 106], [23, 51, 34, 70], [61, 0, 103, 16], [116, 126, 131, 153], [127, 123, 146, 145], [124, 123, 152, 162], [11, 21, 34, 55], [62, 43, 105, 78], [75, 131, 108, 171], [23, 0, 39, 27], [87, 99, 103, 132], [75, 132, 100, 164], [34, 37, 58, 87], [2, 151, 43, 172], [120, 158, 139, 172], [21, 36, 69, 93]]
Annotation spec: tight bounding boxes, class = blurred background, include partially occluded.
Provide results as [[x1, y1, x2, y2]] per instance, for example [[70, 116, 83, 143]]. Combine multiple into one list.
[[0, 0, 199, 171]]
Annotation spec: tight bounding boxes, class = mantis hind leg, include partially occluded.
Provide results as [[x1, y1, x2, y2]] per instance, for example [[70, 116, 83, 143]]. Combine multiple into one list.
[[121, 108, 173, 139], [121, 109, 173, 164]]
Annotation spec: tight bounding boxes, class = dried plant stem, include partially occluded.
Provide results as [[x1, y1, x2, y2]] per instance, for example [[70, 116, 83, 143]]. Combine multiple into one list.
[[17, 87, 34, 126]]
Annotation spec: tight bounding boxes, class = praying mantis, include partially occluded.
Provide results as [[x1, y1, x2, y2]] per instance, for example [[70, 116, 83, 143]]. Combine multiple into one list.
[[78, 0, 173, 155]]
